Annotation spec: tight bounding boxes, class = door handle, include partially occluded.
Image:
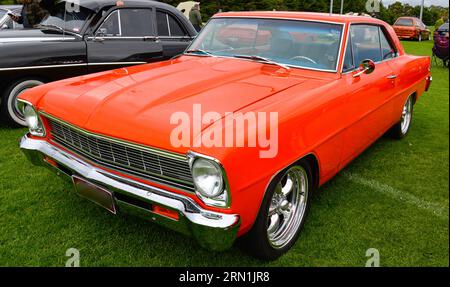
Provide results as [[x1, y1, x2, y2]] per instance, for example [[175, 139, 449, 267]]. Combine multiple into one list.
[[387, 75, 397, 79]]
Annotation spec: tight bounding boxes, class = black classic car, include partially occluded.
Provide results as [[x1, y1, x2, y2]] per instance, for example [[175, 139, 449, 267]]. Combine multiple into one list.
[[0, 5, 22, 30], [0, 0, 197, 126]]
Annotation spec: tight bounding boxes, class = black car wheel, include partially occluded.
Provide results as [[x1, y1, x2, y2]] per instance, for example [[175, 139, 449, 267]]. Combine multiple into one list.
[[1, 78, 44, 127]]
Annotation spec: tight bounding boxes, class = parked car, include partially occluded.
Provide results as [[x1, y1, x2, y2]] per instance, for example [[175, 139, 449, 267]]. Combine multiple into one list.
[[0, 5, 22, 30], [19, 12, 431, 260], [393, 16, 430, 41], [0, 0, 196, 126], [432, 22, 449, 66]]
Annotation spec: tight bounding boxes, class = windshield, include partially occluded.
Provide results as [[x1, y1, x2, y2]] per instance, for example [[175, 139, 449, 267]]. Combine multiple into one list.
[[187, 18, 343, 71], [40, 1, 93, 33], [395, 18, 413, 27]]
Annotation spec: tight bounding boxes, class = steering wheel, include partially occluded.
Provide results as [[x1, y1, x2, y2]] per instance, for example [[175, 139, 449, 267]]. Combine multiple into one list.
[[289, 56, 317, 64]]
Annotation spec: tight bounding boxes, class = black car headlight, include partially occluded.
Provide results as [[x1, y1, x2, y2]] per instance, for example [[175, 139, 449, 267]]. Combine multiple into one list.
[[18, 100, 45, 137]]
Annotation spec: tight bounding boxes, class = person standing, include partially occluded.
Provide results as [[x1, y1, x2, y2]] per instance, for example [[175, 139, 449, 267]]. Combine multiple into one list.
[[9, 0, 48, 28], [189, 3, 203, 32]]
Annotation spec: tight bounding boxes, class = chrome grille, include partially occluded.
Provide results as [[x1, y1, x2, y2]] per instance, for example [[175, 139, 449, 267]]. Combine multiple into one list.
[[46, 117, 195, 192]]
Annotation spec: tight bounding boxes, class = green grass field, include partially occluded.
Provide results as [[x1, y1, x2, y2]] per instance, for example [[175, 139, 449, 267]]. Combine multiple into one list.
[[0, 39, 448, 267]]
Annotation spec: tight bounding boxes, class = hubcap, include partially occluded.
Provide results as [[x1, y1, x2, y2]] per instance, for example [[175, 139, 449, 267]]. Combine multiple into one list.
[[267, 166, 308, 249], [400, 97, 412, 134]]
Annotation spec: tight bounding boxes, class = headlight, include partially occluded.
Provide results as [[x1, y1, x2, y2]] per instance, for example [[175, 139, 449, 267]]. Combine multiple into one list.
[[192, 158, 224, 198], [20, 102, 45, 137]]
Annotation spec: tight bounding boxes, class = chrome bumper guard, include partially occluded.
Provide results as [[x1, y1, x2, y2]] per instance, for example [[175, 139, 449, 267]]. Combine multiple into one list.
[[20, 135, 240, 251]]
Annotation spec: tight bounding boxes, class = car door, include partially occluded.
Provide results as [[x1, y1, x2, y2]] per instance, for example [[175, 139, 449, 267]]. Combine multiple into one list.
[[86, 7, 164, 74], [155, 9, 193, 58], [339, 24, 397, 167]]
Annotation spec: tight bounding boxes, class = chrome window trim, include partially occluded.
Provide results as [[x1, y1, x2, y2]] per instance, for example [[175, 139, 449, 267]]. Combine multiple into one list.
[[94, 8, 154, 38], [185, 16, 346, 73]]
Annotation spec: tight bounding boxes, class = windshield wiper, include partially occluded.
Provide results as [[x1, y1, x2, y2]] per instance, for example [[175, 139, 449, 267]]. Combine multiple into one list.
[[185, 49, 214, 56], [232, 54, 290, 70]]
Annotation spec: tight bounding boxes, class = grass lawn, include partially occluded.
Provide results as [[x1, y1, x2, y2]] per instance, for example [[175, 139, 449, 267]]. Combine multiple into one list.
[[0, 39, 448, 267]]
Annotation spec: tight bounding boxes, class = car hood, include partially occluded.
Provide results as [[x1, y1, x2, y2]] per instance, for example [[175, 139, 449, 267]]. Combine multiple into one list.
[[34, 56, 317, 153]]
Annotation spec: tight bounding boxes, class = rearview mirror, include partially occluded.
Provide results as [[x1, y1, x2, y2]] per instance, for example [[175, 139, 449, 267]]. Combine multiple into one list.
[[353, 59, 375, 78]]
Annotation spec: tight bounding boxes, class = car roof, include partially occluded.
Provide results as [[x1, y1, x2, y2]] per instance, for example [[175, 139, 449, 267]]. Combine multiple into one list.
[[76, 0, 175, 11], [213, 11, 388, 25]]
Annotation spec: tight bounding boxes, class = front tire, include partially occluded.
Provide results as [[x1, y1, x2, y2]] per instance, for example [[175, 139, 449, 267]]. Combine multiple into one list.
[[389, 95, 414, 139], [0, 79, 44, 127], [242, 160, 314, 260]]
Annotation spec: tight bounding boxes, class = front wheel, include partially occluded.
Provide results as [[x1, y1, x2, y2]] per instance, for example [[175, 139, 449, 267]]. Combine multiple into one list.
[[389, 95, 414, 139], [0, 79, 44, 127], [242, 160, 313, 260]]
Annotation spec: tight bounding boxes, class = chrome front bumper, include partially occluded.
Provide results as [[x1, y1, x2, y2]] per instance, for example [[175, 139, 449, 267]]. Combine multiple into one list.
[[19, 135, 240, 251]]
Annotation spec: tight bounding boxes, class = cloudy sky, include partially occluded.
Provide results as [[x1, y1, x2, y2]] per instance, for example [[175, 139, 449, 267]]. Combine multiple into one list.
[[382, 0, 449, 7]]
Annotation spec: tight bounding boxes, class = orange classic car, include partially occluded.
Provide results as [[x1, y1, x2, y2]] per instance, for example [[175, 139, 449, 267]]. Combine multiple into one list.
[[393, 16, 431, 41], [19, 12, 432, 260]]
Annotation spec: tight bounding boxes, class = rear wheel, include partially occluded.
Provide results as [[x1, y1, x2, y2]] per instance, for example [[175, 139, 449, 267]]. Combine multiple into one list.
[[242, 160, 313, 260], [389, 95, 414, 139], [0, 79, 44, 127]]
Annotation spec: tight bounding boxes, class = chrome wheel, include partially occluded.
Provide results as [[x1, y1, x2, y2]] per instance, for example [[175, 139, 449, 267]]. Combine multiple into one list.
[[267, 166, 308, 249], [400, 96, 413, 135]]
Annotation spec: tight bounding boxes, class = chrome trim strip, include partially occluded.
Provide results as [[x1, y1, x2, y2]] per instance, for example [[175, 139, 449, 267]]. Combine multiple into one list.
[[0, 62, 146, 71], [0, 37, 76, 43], [87, 62, 146, 66]]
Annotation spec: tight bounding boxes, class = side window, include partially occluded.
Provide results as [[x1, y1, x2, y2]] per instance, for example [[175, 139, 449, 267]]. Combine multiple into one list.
[[168, 14, 187, 36], [97, 9, 153, 37], [379, 28, 396, 60], [156, 11, 169, 36], [97, 10, 120, 36], [342, 35, 355, 72], [351, 25, 382, 65], [157, 10, 187, 37]]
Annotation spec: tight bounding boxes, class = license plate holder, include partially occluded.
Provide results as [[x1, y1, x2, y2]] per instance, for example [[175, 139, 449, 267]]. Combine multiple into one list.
[[72, 176, 116, 214]]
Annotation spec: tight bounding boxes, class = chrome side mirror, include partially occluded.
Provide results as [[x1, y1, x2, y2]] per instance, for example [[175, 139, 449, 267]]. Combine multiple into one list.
[[353, 59, 375, 78]]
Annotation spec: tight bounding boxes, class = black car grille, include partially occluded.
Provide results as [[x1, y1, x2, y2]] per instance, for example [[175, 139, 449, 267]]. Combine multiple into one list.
[[46, 117, 195, 192]]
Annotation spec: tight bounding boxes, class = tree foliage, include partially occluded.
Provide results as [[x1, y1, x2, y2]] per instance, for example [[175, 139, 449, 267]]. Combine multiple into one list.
[[0, 0, 448, 26]]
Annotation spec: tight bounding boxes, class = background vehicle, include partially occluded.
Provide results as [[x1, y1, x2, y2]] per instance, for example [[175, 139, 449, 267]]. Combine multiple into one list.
[[432, 22, 449, 67], [18, 12, 431, 260], [0, 0, 196, 127], [0, 5, 22, 30], [393, 16, 430, 41]]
